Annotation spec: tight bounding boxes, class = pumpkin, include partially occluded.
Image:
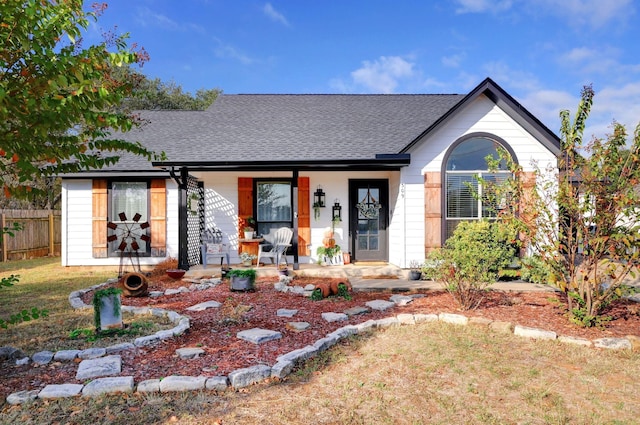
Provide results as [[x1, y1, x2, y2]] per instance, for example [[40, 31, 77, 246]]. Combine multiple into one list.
[[322, 237, 336, 248]]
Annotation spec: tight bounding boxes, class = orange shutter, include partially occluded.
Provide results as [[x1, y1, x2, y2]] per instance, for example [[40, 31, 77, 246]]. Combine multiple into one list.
[[298, 177, 310, 256], [150, 179, 167, 257], [238, 177, 253, 239], [424, 172, 442, 254], [92, 179, 108, 258]]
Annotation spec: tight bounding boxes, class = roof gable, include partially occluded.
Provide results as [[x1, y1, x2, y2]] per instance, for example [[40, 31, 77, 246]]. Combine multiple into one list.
[[400, 78, 561, 155]]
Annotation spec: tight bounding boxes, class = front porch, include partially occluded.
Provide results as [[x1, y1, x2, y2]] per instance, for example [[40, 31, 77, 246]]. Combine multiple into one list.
[[185, 262, 434, 292], [184, 262, 558, 293]]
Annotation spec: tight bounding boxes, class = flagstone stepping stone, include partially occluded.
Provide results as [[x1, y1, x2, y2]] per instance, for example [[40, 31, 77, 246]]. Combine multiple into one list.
[[321, 312, 348, 322], [365, 300, 395, 311], [53, 349, 81, 361], [286, 322, 310, 331], [237, 328, 282, 344], [593, 337, 632, 350], [228, 364, 272, 388], [165, 287, 190, 296], [76, 355, 121, 380], [149, 291, 164, 298], [38, 384, 83, 399], [6, 390, 39, 405], [32, 350, 54, 365], [136, 379, 160, 393], [176, 347, 205, 359], [82, 376, 134, 397], [277, 308, 298, 317], [390, 294, 414, 306], [186, 300, 222, 311], [0, 346, 26, 361], [78, 347, 107, 359], [159, 375, 207, 392], [344, 306, 370, 316], [106, 343, 135, 354]]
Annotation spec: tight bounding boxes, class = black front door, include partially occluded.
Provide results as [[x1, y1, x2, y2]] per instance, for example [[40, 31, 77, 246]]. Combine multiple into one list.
[[349, 179, 388, 262]]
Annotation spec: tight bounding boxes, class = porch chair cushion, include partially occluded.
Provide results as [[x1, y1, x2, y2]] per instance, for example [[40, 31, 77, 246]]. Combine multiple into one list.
[[201, 228, 230, 269], [257, 227, 293, 267]]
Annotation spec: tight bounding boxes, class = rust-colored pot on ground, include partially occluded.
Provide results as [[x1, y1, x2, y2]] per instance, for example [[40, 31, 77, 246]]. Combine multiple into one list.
[[119, 272, 148, 297]]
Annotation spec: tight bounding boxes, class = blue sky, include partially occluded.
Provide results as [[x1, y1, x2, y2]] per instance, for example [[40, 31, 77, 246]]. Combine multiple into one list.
[[90, 0, 640, 140]]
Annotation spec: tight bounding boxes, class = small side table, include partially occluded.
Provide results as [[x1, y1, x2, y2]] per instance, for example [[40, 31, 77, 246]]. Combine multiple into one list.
[[238, 238, 264, 265]]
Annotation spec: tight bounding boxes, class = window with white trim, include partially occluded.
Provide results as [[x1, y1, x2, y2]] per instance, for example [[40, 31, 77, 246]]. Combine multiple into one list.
[[444, 137, 512, 240]]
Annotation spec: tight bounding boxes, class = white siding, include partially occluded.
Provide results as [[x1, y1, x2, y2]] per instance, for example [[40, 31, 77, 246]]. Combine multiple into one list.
[[194, 170, 395, 265], [397, 95, 558, 267], [62, 179, 176, 267]]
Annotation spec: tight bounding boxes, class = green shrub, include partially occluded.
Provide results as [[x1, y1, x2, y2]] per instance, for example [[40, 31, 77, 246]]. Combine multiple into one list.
[[520, 255, 553, 285], [429, 220, 518, 310]]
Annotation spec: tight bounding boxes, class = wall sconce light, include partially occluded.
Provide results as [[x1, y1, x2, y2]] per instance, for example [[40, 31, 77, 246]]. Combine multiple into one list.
[[313, 185, 326, 208], [332, 200, 342, 222]]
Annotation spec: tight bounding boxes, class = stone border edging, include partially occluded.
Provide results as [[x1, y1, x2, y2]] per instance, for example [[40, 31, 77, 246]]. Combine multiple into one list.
[[5, 281, 640, 405]]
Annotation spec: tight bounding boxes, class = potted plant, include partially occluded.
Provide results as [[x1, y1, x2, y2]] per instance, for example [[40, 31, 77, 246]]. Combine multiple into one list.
[[243, 216, 256, 239], [408, 260, 423, 280], [239, 251, 257, 266], [92, 287, 123, 332], [316, 244, 341, 265], [227, 268, 256, 291]]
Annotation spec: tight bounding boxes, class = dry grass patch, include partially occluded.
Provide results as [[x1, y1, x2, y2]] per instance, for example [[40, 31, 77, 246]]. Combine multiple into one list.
[[3, 322, 639, 424]]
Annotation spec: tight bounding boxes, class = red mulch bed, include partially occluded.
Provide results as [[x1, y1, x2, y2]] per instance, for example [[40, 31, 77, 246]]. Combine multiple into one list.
[[1, 274, 639, 400]]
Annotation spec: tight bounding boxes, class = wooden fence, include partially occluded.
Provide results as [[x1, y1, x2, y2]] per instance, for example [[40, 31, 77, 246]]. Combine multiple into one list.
[[0, 210, 61, 261]]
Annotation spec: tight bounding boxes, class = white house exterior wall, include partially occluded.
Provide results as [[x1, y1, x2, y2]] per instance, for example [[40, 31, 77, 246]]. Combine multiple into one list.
[[194, 170, 396, 265], [397, 95, 558, 268], [61, 179, 179, 267]]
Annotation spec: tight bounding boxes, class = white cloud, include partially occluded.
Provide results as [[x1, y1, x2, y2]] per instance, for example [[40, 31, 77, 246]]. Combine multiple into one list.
[[135, 7, 205, 34], [213, 37, 255, 65], [534, 0, 634, 29], [453, 0, 513, 14], [442, 53, 465, 68], [263, 3, 290, 26], [452, 0, 634, 28], [350, 56, 416, 93]]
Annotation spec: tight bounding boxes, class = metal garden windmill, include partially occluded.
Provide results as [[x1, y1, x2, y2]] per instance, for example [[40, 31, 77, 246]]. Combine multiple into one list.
[[107, 212, 150, 277]]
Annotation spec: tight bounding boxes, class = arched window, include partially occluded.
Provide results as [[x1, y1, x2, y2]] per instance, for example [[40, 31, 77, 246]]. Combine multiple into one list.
[[443, 134, 515, 241]]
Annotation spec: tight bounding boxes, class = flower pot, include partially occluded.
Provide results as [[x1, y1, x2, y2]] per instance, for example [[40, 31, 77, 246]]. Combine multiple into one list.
[[243, 231, 254, 240], [230, 276, 254, 291], [120, 272, 148, 297], [409, 270, 422, 281], [242, 259, 252, 267], [279, 269, 288, 276], [166, 269, 186, 279]]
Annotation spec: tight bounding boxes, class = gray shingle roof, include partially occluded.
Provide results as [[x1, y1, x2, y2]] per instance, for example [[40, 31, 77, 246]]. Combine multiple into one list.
[[104, 93, 464, 172], [74, 78, 560, 174]]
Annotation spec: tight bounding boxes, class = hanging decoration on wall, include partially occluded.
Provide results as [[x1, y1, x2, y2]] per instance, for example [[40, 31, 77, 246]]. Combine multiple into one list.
[[356, 188, 382, 219], [107, 212, 150, 277]]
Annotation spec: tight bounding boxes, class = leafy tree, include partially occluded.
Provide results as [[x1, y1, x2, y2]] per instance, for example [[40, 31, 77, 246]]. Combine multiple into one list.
[[0, 0, 164, 201], [493, 86, 640, 326], [116, 66, 220, 111]]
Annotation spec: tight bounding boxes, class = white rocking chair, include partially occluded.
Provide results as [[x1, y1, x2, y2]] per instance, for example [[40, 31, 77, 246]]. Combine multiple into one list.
[[257, 227, 293, 267]]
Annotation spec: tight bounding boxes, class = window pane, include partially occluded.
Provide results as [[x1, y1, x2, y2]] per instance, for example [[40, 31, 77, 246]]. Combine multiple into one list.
[[112, 182, 147, 222], [110, 182, 148, 254], [257, 182, 291, 221], [482, 173, 510, 217], [446, 174, 478, 218], [446, 138, 506, 171]]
